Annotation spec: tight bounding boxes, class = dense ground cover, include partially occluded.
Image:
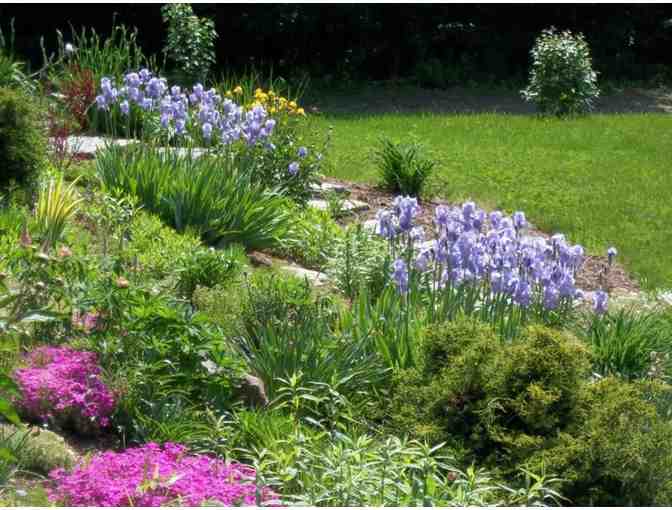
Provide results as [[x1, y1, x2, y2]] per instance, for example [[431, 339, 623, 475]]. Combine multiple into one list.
[[314, 111, 672, 288]]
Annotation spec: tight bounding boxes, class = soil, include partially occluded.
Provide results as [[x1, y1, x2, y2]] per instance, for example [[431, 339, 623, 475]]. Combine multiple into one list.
[[323, 177, 641, 295]]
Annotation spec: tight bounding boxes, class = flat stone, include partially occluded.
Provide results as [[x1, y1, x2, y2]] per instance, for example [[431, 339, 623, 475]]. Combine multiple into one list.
[[279, 265, 329, 286], [362, 219, 378, 232], [658, 290, 672, 307], [309, 182, 348, 196], [60, 136, 134, 157], [308, 198, 369, 214]]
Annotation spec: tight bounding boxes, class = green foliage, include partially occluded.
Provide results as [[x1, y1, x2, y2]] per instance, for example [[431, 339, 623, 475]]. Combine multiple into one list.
[[374, 137, 436, 197], [273, 204, 343, 270], [34, 176, 83, 251], [125, 210, 203, 280], [389, 319, 591, 462], [521, 27, 600, 116], [246, 430, 562, 506], [96, 144, 293, 250], [0, 87, 46, 190], [0, 19, 33, 93], [161, 4, 218, 84], [530, 378, 672, 505], [238, 120, 329, 205], [52, 20, 150, 84], [0, 424, 76, 475], [326, 223, 389, 300], [338, 286, 425, 371], [228, 272, 384, 400], [583, 307, 672, 380], [174, 245, 244, 302]]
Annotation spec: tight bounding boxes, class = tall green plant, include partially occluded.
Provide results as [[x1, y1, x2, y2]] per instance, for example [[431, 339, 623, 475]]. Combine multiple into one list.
[[374, 138, 436, 197], [161, 4, 218, 84], [584, 308, 672, 380], [96, 144, 292, 250], [521, 27, 600, 116], [35, 176, 82, 251]]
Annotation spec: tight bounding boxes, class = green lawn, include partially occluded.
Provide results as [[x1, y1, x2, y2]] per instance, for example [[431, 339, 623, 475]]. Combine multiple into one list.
[[310, 113, 672, 289]]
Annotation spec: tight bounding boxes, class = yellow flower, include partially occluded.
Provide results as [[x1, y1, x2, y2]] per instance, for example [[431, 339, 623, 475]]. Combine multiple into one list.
[[233, 86, 243, 95], [225, 90, 232, 97], [270, 107, 277, 114], [297, 107, 306, 116], [289, 101, 298, 109]]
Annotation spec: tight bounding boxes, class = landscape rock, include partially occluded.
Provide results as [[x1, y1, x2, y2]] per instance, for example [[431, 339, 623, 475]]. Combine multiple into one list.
[[307, 198, 369, 214], [235, 374, 269, 408], [309, 182, 348, 196], [280, 264, 329, 286], [248, 251, 273, 267]]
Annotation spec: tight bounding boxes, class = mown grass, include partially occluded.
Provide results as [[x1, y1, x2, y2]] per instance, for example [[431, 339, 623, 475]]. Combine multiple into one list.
[[309, 113, 672, 289]]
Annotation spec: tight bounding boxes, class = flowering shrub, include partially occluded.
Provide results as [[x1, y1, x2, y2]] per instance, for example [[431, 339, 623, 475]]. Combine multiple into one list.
[[48, 442, 275, 506], [521, 27, 600, 116], [13, 346, 116, 435], [375, 196, 606, 337], [161, 4, 218, 84]]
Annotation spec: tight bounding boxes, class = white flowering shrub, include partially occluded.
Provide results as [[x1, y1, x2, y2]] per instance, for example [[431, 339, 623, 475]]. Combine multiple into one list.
[[521, 28, 599, 116]]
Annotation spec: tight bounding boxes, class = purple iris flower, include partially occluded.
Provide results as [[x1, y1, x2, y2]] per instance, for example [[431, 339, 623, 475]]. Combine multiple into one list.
[[288, 162, 300, 176], [593, 290, 608, 315], [392, 258, 409, 294]]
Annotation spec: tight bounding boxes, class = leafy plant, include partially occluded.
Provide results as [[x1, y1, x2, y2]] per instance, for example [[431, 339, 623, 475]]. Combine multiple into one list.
[[521, 27, 600, 116], [272, 204, 343, 270], [0, 87, 46, 190], [35, 176, 83, 251], [174, 245, 243, 303], [374, 138, 436, 197], [583, 307, 672, 380], [0, 19, 33, 93], [161, 4, 218, 84], [326, 223, 389, 300], [96, 144, 293, 250]]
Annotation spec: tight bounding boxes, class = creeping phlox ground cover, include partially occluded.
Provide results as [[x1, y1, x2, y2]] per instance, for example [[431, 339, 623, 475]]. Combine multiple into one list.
[[376, 196, 611, 337], [48, 442, 275, 506], [13, 347, 116, 433]]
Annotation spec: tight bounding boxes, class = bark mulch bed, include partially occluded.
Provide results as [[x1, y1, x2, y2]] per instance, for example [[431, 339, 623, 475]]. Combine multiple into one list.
[[324, 177, 640, 295]]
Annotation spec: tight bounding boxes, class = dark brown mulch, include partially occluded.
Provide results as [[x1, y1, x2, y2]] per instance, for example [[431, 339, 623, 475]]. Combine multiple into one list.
[[58, 428, 122, 459], [324, 177, 641, 295]]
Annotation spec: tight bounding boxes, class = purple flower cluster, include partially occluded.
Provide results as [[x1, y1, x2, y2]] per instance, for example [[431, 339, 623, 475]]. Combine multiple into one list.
[[48, 442, 276, 507], [96, 70, 276, 146], [376, 197, 603, 313], [13, 346, 116, 431]]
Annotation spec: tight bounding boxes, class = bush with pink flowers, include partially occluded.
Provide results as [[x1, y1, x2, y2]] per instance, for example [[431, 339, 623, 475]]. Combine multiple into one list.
[[13, 346, 116, 435], [48, 442, 275, 506]]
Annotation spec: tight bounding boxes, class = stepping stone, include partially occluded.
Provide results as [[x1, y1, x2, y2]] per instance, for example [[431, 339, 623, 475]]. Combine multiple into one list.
[[59, 136, 134, 157], [307, 198, 369, 214], [309, 182, 348, 197], [362, 219, 378, 232], [658, 290, 672, 307], [279, 265, 329, 286]]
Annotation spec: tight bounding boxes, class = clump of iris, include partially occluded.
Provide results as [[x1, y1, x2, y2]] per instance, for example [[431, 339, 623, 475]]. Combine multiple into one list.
[[95, 70, 277, 147], [375, 197, 609, 320]]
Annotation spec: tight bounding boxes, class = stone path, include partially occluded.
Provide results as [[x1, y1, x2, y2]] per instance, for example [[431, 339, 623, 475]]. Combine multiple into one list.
[[59, 136, 208, 159]]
